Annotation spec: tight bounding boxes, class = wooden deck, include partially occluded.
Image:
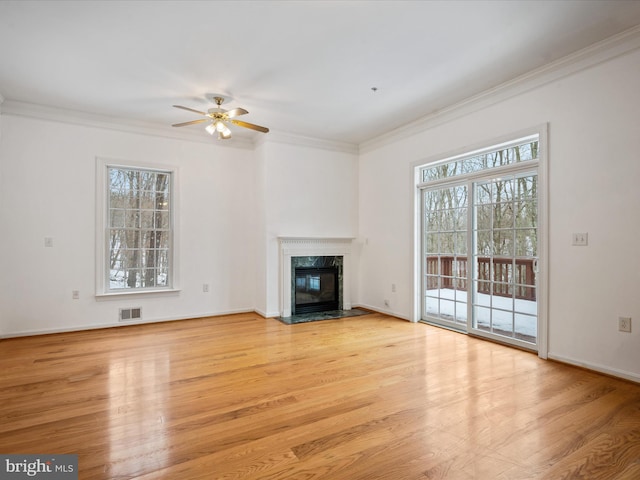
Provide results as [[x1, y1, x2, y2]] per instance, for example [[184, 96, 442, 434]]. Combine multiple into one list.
[[1, 312, 639, 479]]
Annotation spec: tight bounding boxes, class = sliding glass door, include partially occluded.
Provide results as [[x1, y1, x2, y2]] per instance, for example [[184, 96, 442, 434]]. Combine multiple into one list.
[[471, 173, 538, 344], [423, 185, 469, 329], [420, 135, 541, 350]]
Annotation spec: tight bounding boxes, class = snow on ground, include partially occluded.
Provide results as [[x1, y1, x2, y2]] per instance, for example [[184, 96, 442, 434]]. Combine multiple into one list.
[[426, 288, 537, 338]]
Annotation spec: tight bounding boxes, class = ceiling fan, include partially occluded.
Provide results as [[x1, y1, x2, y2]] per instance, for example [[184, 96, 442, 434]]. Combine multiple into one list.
[[172, 95, 269, 140]]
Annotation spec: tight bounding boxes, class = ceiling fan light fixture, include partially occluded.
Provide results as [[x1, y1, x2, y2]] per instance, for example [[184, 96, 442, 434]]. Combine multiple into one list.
[[207, 121, 231, 139], [172, 95, 268, 139]]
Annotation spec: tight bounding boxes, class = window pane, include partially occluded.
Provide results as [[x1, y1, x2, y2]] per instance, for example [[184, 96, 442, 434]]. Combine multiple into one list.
[[475, 205, 492, 230], [420, 140, 538, 184], [492, 281, 513, 299], [425, 274, 439, 289], [440, 233, 455, 254], [143, 269, 156, 287], [515, 229, 537, 257], [476, 184, 492, 204], [157, 211, 170, 229], [107, 166, 172, 291], [425, 257, 439, 276], [440, 299, 455, 320], [493, 202, 514, 229], [493, 261, 513, 284], [515, 201, 537, 228], [475, 282, 491, 306], [492, 230, 513, 256], [452, 207, 467, 231], [425, 295, 439, 316], [424, 190, 441, 210], [476, 230, 492, 256], [454, 232, 467, 255], [124, 211, 140, 228], [493, 178, 514, 203], [110, 209, 125, 228], [492, 308, 513, 335], [515, 313, 537, 340], [440, 209, 456, 231], [426, 233, 440, 253], [140, 210, 155, 229], [514, 175, 537, 202], [425, 211, 439, 230], [156, 267, 169, 287], [474, 306, 491, 331], [109, 229, 128, 249]]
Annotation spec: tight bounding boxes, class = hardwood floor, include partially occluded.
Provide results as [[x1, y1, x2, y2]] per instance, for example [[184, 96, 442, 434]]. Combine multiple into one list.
[[1, 312, 639, 479]]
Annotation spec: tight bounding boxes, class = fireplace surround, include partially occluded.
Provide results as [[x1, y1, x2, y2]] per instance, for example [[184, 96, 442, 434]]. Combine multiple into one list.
[[278, 237, 354, 318]]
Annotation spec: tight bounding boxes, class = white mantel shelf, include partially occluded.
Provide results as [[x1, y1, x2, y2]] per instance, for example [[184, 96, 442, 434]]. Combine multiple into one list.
[[278, 236, 356, 242], [278, 236, 355, 318]]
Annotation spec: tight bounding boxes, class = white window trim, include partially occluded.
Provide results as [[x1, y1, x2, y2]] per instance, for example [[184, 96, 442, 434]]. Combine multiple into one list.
[[95, 157, 181, 297]]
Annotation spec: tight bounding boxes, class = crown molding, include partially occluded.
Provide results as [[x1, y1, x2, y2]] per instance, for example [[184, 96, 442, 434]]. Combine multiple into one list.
[[0, 100, 256, 150], [1, 98, 358, 154], [360, 25, 640, 154], [255, 130, 358, 155]]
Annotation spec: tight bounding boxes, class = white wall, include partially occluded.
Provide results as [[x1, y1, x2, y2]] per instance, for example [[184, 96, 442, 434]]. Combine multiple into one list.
[[0, 115, 257, 335], [257, 140, 359, 316], [358, 47, 640, 380], [0, 114, 359, 335]]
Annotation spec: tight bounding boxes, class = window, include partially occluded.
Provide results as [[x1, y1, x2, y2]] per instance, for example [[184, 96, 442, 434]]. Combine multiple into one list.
[[96, 160, 176, 294], [420, 136, 538, 183]]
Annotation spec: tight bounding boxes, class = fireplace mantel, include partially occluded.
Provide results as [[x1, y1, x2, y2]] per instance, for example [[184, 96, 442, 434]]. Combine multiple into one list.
[[278, 236, 354, 317]]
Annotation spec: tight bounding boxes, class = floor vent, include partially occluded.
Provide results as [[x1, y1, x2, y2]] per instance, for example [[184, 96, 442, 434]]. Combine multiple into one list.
[[119, 307, 142, 322]]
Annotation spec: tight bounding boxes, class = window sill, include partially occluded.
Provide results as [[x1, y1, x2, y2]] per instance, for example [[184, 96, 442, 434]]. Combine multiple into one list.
[[95, 288, 181, 299]]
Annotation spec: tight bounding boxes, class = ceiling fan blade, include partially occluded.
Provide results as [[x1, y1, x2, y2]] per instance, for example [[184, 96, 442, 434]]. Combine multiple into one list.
[[173, 105, 207, 116], [226, 107, 249, 118], [172, 119, 208, 127], [231, 119, 269, 133]]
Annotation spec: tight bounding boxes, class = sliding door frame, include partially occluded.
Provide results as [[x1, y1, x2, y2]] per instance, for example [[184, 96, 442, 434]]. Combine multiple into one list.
[[412, 125, 548, 358]]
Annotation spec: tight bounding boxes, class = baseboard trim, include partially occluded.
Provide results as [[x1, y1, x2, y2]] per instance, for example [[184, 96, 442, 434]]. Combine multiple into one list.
[[548, 352, 640, 384], [0, 309, 257, 339], [352, 303, 412, 322], [255, 308, 281, 318]]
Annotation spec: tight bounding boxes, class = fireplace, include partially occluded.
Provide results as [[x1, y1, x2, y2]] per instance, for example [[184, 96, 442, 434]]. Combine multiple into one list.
[[279, 237, 353, 318], [294, 266, 339, 314], [291, 255, 343, 315]]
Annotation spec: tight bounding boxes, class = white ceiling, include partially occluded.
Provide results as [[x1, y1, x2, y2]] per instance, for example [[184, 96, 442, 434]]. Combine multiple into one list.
[[1, 0, 640, 146]]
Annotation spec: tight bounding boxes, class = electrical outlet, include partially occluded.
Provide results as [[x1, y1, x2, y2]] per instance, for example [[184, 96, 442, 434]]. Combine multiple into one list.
[[203, 283, 209, 293], [72, 290, 79, 300], [572, 232, 588, 246], [391, 283, 396, 293], [44, 237, 54, 247], [618, 317, 632, 333]]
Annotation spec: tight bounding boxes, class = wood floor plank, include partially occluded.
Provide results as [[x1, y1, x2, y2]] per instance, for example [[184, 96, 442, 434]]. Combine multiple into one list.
[[1, 312, 639, 479]]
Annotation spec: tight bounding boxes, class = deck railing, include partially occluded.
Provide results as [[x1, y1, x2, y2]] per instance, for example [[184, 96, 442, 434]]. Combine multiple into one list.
[[426, 255, 536, 300]]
